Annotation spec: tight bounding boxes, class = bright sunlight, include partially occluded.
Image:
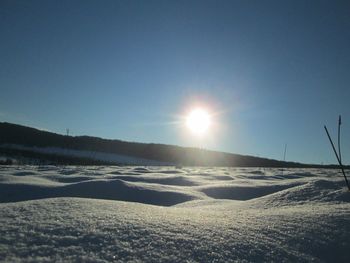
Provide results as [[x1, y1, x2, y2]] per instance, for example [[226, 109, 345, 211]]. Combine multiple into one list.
[[186, 108, 211, 135]]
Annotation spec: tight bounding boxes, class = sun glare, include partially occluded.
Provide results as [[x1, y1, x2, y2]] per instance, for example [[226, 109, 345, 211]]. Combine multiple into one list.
[[186, 108, 211, 135]]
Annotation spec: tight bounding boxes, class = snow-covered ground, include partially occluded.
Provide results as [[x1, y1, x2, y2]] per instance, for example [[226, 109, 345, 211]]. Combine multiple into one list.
[[0, 144, 174, 165], [0, 166, 349, 262]]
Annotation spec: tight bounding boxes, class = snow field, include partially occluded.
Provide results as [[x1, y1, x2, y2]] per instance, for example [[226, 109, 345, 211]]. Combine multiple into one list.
[[0, 166, 349, 262]]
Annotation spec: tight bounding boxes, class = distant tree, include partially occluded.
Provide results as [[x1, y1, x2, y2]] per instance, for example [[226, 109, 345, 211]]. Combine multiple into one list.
[[0, 158, 13, 165]]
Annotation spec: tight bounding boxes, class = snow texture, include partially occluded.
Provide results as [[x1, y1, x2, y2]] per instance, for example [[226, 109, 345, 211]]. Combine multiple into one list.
[[0, 166, 349, 262]]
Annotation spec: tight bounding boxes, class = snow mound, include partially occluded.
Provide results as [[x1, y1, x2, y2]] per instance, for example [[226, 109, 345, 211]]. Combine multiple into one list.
[[250, 178, 350, 208], [110, 175, 199, 186], [200, 182, 303, 200], [0, 178, 194, 206]]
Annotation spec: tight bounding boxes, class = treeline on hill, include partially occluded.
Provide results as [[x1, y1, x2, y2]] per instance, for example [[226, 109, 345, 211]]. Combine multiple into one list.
[[0, 122, 339, 168], [0, 147, 115, 166]]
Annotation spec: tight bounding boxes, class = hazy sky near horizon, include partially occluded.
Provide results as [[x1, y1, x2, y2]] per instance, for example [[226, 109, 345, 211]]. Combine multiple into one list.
[[1, 0, 350, 164]]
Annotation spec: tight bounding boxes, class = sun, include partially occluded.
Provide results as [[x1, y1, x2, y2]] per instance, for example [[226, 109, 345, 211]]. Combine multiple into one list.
[[186, 108, 211, 135]]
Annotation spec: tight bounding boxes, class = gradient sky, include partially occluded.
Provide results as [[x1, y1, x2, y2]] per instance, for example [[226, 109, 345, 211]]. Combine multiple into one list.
[[1, 0, 350, 164]]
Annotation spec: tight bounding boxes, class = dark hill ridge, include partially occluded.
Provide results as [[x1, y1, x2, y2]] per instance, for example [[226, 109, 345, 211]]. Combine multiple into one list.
[[0, 122, 329, 167]]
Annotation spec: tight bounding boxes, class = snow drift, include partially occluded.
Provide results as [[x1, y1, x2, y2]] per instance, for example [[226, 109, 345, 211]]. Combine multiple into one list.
[[0, 166, 349, 262]]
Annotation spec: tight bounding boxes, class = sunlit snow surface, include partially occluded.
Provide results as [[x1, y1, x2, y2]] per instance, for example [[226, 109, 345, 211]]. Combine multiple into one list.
[[0, 166, 349, 262]]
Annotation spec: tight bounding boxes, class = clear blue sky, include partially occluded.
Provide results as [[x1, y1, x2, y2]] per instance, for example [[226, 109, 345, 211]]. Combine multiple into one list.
[[1, 0, 350, 165]]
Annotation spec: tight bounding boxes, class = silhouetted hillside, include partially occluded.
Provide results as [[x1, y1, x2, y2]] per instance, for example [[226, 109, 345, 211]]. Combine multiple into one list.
[[0, 122, 332, 167]]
